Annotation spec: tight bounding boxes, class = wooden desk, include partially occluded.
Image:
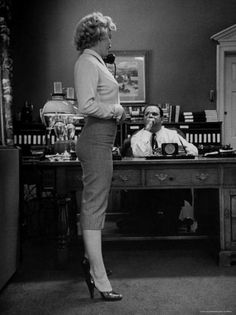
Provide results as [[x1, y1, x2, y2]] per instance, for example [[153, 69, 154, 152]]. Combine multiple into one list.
[[22, 157, 236, 266]]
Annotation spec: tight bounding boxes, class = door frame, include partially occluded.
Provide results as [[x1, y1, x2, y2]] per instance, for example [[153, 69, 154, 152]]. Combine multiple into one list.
[[211, 25, 236, 145]]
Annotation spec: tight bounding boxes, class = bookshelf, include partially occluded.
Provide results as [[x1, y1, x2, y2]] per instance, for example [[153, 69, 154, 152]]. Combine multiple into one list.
[[13, 122, 46, 146], [13, 122, 122, 149], [13, 121, 222, 153]]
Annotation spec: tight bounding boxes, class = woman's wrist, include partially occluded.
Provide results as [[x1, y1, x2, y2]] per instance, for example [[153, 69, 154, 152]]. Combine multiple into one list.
[[112, 104, 124, 120]]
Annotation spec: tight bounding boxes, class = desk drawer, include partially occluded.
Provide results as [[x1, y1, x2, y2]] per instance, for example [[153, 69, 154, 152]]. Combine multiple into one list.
[[146, 168, 219, 186], [22, 166, 41, 185], [41, 169, 55, 188], [223, 168, 236, 185], [191, 168, 219, 185], [112, 169, 142, 187]]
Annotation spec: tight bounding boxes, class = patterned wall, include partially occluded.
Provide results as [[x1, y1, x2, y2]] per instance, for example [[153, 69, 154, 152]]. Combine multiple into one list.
[[0, 0, 13, 145]]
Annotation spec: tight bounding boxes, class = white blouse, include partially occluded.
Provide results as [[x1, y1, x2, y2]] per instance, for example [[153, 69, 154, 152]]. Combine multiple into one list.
[[74, 49, 124, 120]]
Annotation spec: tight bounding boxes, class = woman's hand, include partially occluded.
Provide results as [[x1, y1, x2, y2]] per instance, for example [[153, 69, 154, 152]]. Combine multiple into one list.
[[116, 110, 126, 124], [113, 104, 126, 123]]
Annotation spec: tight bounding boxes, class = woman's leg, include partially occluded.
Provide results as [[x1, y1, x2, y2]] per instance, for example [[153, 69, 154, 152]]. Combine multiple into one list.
[[83, 229, 112, 292]]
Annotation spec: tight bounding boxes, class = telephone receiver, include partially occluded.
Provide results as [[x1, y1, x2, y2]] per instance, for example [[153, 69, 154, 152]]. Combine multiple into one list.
[[103, 53, 115, 64]]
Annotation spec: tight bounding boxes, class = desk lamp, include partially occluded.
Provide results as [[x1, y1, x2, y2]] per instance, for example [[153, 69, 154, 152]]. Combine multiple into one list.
[[40, 98, 78, 155]]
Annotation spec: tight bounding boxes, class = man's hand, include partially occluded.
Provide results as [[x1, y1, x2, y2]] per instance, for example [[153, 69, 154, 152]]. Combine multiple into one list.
[[144, 119, 154, 131]]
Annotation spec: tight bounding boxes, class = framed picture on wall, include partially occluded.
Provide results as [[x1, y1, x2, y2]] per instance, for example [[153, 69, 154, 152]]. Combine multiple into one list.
[[107, 50, 148, 104]]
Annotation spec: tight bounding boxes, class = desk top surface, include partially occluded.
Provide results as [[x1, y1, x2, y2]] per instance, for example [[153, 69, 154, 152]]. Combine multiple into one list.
[[22, 156, 236, 167]]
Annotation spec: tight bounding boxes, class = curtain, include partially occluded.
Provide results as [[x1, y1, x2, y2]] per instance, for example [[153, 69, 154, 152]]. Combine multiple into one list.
[[0, 0, 13, 145]]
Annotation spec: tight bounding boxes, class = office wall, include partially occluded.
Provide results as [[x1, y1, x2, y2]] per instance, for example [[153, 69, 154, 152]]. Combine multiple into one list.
[[12, 0, 236, 121]]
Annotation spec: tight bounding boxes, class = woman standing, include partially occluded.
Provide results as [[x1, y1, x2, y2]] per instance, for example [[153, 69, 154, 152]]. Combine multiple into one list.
[[74, 12, 125, 301]]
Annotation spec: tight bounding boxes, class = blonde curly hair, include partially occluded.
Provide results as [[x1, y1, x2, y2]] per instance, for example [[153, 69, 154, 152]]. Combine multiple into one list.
[[74, 12, 116, 52]]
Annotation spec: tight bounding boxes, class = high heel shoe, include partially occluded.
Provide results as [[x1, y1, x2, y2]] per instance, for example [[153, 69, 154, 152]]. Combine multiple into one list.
[[81, 257, 112, 277], [84, 276, 122, 301], [85, 277, 122, 301], [99, 291, 123, 301], [84, 272, 95, 299], [81, 260, 122, 301]]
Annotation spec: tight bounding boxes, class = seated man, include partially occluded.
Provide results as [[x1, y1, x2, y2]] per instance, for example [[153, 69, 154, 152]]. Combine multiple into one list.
[[131, 104, 198, 157], [117, 105, 198, 235]]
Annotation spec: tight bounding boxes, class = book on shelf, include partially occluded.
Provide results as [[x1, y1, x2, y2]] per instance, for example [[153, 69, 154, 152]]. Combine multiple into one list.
[[175, 105, 180, 123], [182, 111, 212, 123], [183, 111, 193, 116], [204, 109, 218, 122], [160, 103, 170, 122], [183, 115, 194, 119], [169, 105, 174, 122], [167, 104, 181, 122], [182, 111, 193, 122], [184, 119, 194, 122], [204, 109, 217, 115], [159, 103, 181, 123], [183, 112, 193, 117]]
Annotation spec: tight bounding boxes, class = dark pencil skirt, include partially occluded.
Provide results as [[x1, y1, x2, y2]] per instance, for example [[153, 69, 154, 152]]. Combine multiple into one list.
[[76, 116, 117, 230]]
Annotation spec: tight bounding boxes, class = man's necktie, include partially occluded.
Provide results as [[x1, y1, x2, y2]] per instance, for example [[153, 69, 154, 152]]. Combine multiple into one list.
[[151, 133, 158, 152]]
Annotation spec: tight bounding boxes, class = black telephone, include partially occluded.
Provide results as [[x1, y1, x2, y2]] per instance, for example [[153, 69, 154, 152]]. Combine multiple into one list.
[[103, 53, 115, 64]]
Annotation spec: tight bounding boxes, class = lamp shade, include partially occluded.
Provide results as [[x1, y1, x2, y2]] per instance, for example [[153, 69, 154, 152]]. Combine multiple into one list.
[[40, 99, 80, 127], [42, 100, 77, 114]]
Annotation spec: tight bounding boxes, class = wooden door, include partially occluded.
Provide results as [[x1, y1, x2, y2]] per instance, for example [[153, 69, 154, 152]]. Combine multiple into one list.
[[225, 54, 236, 148]]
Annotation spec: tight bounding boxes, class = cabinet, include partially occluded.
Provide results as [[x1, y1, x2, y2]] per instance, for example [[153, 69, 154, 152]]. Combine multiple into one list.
[[0, 147, 20, 289]]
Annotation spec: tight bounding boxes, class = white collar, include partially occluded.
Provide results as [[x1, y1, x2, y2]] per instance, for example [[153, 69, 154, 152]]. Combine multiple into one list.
[[83, 49, 106, 66]]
